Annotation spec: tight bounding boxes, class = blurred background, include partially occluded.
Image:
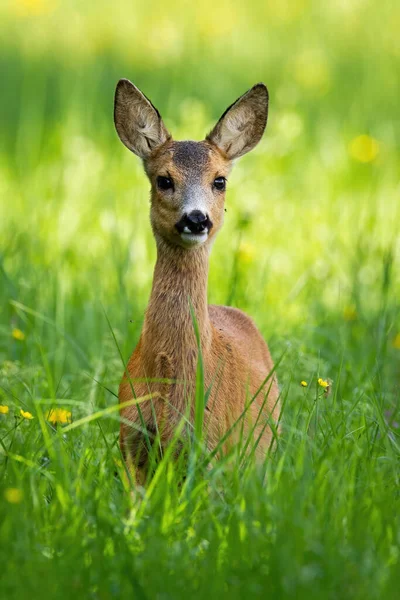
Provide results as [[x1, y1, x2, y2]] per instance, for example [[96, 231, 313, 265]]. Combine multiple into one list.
[[0, 0, 399, 400], [2, 5, 400, 595]]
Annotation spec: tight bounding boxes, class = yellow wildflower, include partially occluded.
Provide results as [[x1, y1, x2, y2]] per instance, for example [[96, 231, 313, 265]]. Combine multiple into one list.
[[46, 408, 72, 425], [0, 405, 9, 415], [238, 242, 256, 264], [300, 381, 308, 387], [318, 378, 329, 389], [348, 135, 379, 163], [20, 409, 34, 420], [393, 334, 400, 350], [4, 488, 23, 504], [13, 0, 54, 17], [343, 306, 357, 321], [12, 328, 25, 341]]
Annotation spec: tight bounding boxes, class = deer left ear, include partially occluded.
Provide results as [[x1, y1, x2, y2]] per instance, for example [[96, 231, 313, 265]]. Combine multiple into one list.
[[206, 83, 269, 160], [114, 78, 171, 159]]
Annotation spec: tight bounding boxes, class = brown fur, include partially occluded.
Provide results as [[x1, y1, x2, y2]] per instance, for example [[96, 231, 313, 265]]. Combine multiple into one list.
[[115, 80, 279, 484]]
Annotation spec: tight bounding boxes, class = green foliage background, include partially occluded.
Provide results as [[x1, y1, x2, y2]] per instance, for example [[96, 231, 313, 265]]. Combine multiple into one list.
[[0, 1, 399, 598]]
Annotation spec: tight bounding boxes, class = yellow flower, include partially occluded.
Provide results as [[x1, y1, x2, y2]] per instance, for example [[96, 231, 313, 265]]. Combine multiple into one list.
[[12, 328, 25, 341], [318, 378, 329, 389], [238, 242, 256, 264], [0, 405, 9, 415], [4, 488, 23, 504], [343, 306, 357, 321], [348, 135, 380, 163], [300, 381, 308, 387], [393, 334, 400, 350], [20, 409, 34, 420], [46, 408, 72, 425], [13, 0, 55, 17]]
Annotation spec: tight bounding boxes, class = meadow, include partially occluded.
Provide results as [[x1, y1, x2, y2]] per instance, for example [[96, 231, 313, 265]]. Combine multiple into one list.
[[1, 1, 400, 598]]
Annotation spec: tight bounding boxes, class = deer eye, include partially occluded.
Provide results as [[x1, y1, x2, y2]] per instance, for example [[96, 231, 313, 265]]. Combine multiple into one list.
[[157, 176, 174, 191], [213, 177, 226, 191]]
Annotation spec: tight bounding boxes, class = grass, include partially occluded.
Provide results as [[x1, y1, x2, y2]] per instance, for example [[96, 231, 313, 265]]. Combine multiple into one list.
[[1, 0, 400, 598]]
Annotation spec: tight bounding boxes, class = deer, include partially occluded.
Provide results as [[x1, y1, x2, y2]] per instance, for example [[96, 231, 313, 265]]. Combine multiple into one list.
[[114, 79, 280, 485]]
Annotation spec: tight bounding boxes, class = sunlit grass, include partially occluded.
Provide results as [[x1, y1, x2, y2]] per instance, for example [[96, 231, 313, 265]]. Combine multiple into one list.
[[1, 0, 400, 597]]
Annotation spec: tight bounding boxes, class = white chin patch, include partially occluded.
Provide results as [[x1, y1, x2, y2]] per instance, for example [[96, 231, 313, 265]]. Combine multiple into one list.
[[180, 231, 208, 246]]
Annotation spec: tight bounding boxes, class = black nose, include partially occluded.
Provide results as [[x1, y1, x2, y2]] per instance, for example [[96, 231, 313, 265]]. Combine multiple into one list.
[[175, 210, 213, 234], [186, 210, 208, 232]]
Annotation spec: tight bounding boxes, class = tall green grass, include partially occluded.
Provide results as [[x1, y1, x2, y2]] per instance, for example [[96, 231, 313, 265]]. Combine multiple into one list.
[[1, 0, 400, 598]]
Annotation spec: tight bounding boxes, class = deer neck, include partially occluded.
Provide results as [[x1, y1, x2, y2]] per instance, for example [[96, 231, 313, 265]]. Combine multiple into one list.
[[141, 240, 212, 375]]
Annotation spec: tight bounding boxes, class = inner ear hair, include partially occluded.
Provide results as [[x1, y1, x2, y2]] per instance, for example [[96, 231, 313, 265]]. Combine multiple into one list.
[[114, 79, 171, 159], [206, 83, 269, 160]]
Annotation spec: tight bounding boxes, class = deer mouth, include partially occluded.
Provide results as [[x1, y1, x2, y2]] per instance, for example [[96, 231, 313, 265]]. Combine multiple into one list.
[[175, 212, 213, 246], [179, 230, 209, 246]]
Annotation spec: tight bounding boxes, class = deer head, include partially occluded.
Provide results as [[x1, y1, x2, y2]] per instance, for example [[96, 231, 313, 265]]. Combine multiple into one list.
[[114, 79, 269, 250]]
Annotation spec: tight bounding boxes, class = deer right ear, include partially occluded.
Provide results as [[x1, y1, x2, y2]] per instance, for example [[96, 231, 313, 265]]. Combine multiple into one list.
[[206, 84, 269, 160], [114, 79, 171, 159]]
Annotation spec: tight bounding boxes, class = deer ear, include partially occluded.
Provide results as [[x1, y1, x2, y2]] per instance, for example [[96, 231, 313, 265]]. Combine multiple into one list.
[[114, 79, 171, 159], [206, 84, 268, 160]]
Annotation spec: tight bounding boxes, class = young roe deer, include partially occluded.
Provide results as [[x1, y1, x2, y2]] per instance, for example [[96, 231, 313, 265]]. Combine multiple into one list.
[[114, 79, 280, 483]]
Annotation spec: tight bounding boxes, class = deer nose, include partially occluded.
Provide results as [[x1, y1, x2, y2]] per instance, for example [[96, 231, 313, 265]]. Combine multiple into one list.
[[176, 210, 213, 235], [186, 210, 208, 232]]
